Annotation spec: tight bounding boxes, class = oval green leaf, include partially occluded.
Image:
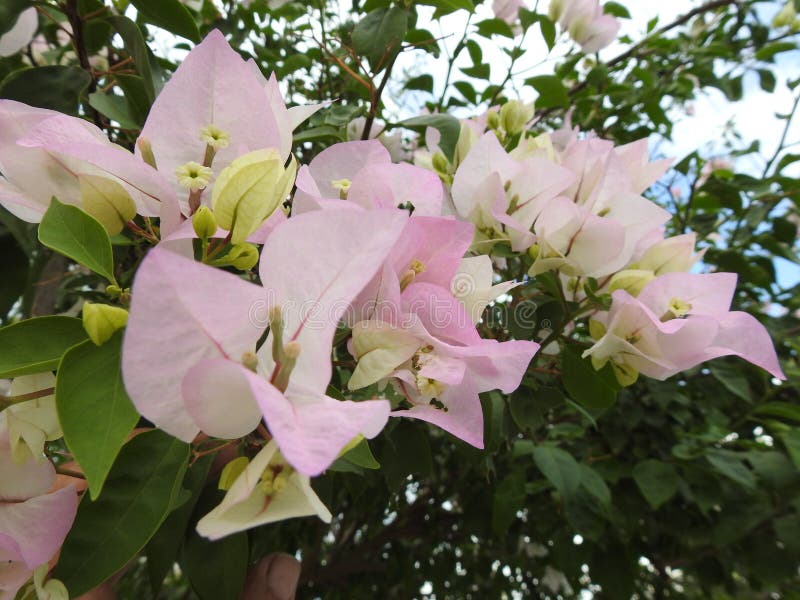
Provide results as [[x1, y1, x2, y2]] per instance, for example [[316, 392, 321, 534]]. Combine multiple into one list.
[[0, 316, 87, 378], [38, 198, 118, 285], [56, 332, 140, 500], [53, 429, 190, 596]]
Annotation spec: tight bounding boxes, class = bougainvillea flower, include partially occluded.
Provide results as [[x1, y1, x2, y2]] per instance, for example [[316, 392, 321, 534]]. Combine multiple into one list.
[[451, 256, 518, 324], [492, 0, 526, 24], [584, 272, 785, 382], [18, 111, 173, 218], [0, 441, 77, 600], [451, 132, 575, 251], [549, 0, 620, 53], [0, 101, 172, 223], [349, 284, 539, 447], [0, 8, 38, 58], [530, 196, 628, 277], [123, 210, 407, 475], [349, 216, 475, 324], [0, 373, 60, 464], [196, 441, 331, 541], [137, 30, 293, 197]]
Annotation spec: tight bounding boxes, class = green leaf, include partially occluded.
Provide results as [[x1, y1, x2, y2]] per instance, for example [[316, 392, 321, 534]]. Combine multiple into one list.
[[525, 74, 569, 109], [758, 68, 777, 92], [632, 460, 680, 509], [579, 463, 611, 506], [147, 456, 213, 595], [406, 74, 434, 92], [709, 362, 751, 401], [38, 198, 117, 285], [755, 41, 797, 62], [562, 346, 619, 411], [492, 470, 526, 535], [0, 316, 87, 378], [0, 66, 91, 115], [753, 402, 800, 423], [780, 429, 800, 469], [352, 7, 409, 72], [706, 449, 757, 489], [405, 28, 440, 56], [532, 445, 581, 498], [603, 1, 631, 18], [56, 332, 139, 500], [417, 0, 474, 17], [475, 18, 514, 39], [539, 16, 557, 50], [379, 422, 433, 490], [53, 430, 190, 596], [88, 92, 141, 130], [105, 16, 156, 101], [341, 438, 380, 469], [0, 0, 31, 37], [398, 114, 461, 162], [130, 0, 200, 42], [181, 508, 248, 600], [0, 233, 28, 321]]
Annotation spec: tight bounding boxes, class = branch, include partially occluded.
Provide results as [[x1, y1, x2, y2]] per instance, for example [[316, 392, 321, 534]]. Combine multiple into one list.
[[538, 0, 742, 120]]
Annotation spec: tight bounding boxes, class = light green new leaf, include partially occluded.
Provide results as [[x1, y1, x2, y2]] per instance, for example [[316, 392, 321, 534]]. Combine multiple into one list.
[[38, 198, 117, 285], [53, 430, 190, 597], [632, 460, 680, 509], [56, 332, 140, 500], [533, 445, 581, 498], [0, 316, 87, 378]]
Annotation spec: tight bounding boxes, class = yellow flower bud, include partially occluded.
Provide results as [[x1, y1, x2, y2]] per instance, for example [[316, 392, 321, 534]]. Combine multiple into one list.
[[608, 269, 655, 297], [431, 152, 450, 175], [500, 100, 535, 136], [486, 110, 501, 131], [225, 243, 260, 271], [82, 302, 129, 346], [137, 138, 157, 169], [192, 206, 218, 239], [218, 456, 250, 491], [527, 243, 540, 260], [212, 150, 297, 244], [78, 174, 137, 235], [773, 1, 797, 27]]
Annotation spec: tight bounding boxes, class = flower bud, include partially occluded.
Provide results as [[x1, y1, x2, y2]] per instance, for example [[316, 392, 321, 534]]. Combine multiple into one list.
[[192, 206, 218, 239], [608, 269, 655, 297], [548, 0, 565, 21], [219, 456, 250, 491], [225, 243, 260, 271], [137, 138, 157, 169], [500, 100, 535, 136], [431, 152, 450, 175], [212, 149, 297, 244], [83, 302, 129, 346], [486, 110, 501, 132], [78, 174, 137, 235], [773, 1, 797, 27]]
